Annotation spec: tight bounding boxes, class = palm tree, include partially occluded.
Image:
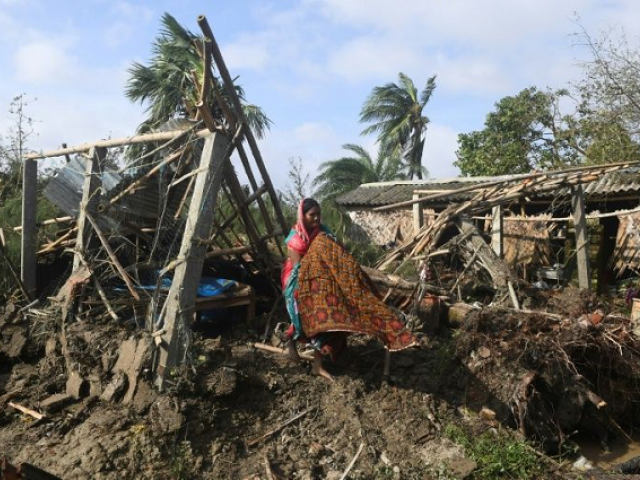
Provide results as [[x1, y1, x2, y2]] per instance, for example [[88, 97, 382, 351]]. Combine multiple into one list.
[[125, 13, 271, 139], [313, 143, 408, 201], [360, 73, 437, 179]]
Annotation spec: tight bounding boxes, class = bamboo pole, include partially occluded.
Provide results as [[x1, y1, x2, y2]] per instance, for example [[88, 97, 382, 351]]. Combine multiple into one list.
[[25, 128, 212, 160]]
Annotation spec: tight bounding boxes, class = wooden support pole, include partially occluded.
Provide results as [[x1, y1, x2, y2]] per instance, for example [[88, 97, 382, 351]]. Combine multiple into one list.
[[154, 133, 230, 389], [491, 205, 503, 258], [21, 157, 37, 299], [412, 193, 424, 234], [72, 147, 105, 271], [571, 185, 591, 290]]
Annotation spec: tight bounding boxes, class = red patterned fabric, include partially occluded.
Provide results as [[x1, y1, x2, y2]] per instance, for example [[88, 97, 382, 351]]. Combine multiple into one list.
[[297, 233, 417, 351]]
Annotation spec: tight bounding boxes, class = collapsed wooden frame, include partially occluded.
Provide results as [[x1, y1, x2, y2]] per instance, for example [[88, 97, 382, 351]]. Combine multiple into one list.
[[18, 15, 289, 389]]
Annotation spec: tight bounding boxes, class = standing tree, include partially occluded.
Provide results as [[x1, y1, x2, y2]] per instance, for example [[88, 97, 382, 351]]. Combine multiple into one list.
[[125, 13, 271, 140], [360, 73, 436, 179], [455, 87, 581, 176], [313, 143, 407, 201]]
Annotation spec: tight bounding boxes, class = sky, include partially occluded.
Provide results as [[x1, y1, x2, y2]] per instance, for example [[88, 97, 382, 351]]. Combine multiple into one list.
[[1, 0, 640, 191]]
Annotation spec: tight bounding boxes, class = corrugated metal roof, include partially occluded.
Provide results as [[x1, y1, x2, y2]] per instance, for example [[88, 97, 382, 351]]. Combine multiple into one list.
[[44, 156, 188, 226], [336, 167, 640, 208]]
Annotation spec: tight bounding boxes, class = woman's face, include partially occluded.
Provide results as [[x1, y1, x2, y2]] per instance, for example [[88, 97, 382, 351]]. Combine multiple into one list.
[[303, 206, 321, 230]]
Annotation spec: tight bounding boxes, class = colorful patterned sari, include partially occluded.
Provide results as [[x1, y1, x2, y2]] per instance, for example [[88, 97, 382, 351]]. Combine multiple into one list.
[[297, 233, 417, 352]]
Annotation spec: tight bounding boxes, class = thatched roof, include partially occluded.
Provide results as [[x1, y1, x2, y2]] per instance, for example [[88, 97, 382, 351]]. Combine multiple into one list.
[[336, 166, 640, 209]]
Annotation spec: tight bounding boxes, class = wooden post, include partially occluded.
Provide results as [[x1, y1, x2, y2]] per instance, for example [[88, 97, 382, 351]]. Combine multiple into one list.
[[154, 133, 229, 389], [412, 193, 424, 234], [571, 185, 591, 289], [21, 158, 37, 299], [72, 147, 105, 271], [491, 205, 503, 258], [597, 216, 618, 294]]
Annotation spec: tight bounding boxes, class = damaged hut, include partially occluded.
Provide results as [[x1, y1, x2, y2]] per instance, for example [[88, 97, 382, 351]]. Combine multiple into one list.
[[14, 16, 288, 391]]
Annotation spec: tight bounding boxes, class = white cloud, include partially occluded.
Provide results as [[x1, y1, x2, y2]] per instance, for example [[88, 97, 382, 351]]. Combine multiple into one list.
[[257, 122, 345, 190], [223, 38, 269, 71], [13, 41, 79, 85], [421, 123, 460, 179]]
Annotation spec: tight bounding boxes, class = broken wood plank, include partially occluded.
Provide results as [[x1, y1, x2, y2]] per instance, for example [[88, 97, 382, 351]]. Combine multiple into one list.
[[8, 401, 45, 420]]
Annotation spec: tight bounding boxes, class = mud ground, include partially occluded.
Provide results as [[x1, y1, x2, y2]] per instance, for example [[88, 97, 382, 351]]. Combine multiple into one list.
[[0, 287, 638, 479]]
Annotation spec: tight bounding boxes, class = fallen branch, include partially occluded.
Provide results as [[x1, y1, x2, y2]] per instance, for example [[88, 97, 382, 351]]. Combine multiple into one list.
[[8, 402, 45, 420], [247, 408, 311, 447], [339, 442, 365, 480]]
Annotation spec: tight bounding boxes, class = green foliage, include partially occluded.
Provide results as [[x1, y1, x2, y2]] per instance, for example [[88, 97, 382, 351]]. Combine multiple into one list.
[[344, 240, 385, 268], [125, 13, 271, 160], [314, 143, 407, 202], [360, 73, 436, 179], [455, 87, 580, 176], [445, 425, 546, 479]]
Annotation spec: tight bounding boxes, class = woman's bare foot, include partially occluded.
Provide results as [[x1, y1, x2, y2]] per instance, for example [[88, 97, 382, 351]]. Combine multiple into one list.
[[286, 339, 301, 363], [312, 351, 334, 382]]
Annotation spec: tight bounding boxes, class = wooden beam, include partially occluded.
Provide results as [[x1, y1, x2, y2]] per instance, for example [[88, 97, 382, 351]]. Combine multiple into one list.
[[571, 185, 591, 289], [21, 157, 37, 299], [154, 133, 230, 389]]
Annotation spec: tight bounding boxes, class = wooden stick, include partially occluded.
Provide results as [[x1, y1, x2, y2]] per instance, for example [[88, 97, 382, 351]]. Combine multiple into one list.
[[25, 128, 213, 160], [85, 213, 141, 301], [8, 402, 45, 420], [253, 342, 313, 362], [264, 453, 275, 480], [339, 442, 365, 480], [13, 216, 74, 232], [246, 408, 311, 447], [109, 147, 188, 206], [37, 227, 78, 255]]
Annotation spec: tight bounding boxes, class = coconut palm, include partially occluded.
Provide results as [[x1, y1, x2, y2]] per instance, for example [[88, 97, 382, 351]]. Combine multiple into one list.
[[360, 73, 437, 179], [313, 143, 408, 201], [125, 13, 271, 138]]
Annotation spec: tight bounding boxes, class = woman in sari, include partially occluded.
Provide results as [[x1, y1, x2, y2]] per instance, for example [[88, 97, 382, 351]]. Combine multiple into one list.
[[282, 198, 417, 381]]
